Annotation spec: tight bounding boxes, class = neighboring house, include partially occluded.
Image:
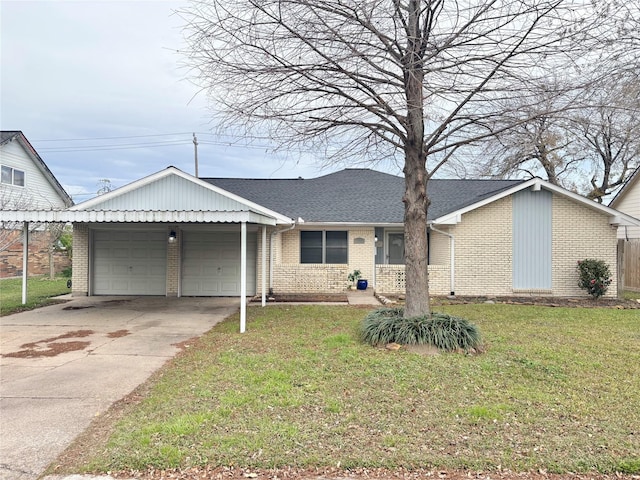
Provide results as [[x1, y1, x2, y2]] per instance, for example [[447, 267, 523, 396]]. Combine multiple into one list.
[[6, 166, 639, 299], [609, 165, 640, 239], [609, 165, 640, 292], [0, 131, 73, 277]]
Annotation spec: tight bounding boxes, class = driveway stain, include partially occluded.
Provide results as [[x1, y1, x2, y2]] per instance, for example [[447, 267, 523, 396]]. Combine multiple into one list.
[[107, 329, 130, 338], [1, 329, 94, 358]]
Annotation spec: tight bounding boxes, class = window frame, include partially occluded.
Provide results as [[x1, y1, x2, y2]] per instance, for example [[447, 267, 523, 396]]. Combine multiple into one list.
[[1, 165, 26, 187], [300, 230, 348, 264]]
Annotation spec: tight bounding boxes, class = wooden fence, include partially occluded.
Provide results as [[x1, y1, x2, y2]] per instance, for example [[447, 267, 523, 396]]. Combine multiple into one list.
[[618, 239, 640, 293]]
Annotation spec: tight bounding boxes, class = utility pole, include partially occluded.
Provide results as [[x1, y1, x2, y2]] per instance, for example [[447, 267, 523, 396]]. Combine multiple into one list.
[[193, 132, 199, 177]]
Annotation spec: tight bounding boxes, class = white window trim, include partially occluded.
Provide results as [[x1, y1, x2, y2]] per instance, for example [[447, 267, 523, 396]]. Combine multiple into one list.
[[1, 165, 26, 187]]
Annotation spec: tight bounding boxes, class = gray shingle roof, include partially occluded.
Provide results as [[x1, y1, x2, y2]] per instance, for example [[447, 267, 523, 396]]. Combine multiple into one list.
[[204, 168, 524, 223]]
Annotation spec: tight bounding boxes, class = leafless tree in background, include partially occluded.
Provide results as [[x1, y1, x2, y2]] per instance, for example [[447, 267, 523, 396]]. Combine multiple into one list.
[[467, 75, 640, 203], [180, 0, 631, 317]]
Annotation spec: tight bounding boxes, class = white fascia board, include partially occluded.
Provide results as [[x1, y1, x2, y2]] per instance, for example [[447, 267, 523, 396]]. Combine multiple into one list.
[[431, 177, 640, 226], [296, 222, 404, 228], [609, 215, 640, 227], [70, 166, 294, 224], [1, 209, 279, 225]]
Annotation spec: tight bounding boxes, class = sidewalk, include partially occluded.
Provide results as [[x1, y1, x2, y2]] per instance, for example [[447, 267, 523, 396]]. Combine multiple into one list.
[[346, 289, 381, 306]]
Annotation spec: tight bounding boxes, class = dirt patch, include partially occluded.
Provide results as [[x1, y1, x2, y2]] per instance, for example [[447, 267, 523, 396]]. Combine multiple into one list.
[[107, 329, 130, 338], [424, 296, 639, 309], [2, 341, 91, 358], [102, 299, 133, 306], [106, 466, 638, 480], [1, 329, 95, 358], [403, 343, 441, 356], [21, 329, 94, 347], [252, 294, 349, 303], [62, 305, 96, 310]]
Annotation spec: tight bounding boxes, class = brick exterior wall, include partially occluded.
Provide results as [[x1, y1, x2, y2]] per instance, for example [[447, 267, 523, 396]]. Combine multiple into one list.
[[72, 224, 89, 296], [0, 229, 71, 278], [166, 226, 180, 296], [453, 196, 514, 296], [375, 264, 450, 296], [271, 227, 375, 294], [551, 195, 618, 297], [429, 229, 450, 266], [448, 193, 618, 298]]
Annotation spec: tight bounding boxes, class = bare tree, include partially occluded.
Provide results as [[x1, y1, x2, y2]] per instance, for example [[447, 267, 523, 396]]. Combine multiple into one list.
[[180, 0, 626, 317], [468, 75, 640, 202], [573, 79, 640, 202]]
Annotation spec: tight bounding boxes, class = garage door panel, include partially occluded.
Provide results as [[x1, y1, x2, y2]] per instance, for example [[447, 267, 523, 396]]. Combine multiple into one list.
[[93, 231, 167, 295], [181, 231, 256, 297]]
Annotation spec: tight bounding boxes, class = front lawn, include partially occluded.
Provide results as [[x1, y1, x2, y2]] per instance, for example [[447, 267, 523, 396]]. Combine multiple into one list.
[[0, 276, 70, 315], [57, 304, 640, 475]]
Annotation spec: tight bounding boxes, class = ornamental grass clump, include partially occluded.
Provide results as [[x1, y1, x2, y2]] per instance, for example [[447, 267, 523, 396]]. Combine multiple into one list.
[[577, 259, 612, 299], [360, 307, 481, 352]]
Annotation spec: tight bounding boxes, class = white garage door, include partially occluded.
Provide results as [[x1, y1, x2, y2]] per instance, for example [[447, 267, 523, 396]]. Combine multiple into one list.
[[93, 230, 167, 295], [182, 231, 256, 296]]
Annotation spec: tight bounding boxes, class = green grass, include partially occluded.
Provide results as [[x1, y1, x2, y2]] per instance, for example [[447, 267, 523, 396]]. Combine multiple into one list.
[[63, 304, 640, 475], [622, 290, 640, 301], [0, 276, 70, 315]]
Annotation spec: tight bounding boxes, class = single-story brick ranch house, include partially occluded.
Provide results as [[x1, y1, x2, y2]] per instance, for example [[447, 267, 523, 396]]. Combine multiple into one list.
[[7, 166, 640, 304]]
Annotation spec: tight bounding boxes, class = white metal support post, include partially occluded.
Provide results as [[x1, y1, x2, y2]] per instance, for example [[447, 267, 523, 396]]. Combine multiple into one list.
[[240, 221, 247, 333], [261, 226, 267, 307], [21, 222, 29, 304]]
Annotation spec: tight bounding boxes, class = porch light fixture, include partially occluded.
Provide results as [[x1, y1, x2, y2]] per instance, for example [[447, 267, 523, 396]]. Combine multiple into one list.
[[168, 230, 177, 244]]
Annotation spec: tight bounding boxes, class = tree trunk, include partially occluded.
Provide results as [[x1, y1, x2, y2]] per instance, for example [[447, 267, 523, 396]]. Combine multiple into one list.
[[403, 151, 430, 318], [402, 0, 429, 318]]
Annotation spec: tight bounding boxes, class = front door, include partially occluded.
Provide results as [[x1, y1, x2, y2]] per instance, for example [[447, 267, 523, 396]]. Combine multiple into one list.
[[387, 232, 405, 264]]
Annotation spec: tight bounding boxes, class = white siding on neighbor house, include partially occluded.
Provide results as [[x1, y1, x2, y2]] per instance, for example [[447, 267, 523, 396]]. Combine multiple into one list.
[[93, 175, 252, 212], [614, 176, 640, 239], [512, 189, 552, 290], [0, 139, 68, 210]]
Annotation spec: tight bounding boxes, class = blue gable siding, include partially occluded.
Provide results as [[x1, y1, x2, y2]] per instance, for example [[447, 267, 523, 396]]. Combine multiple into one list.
[[513, 189, 552, 290]]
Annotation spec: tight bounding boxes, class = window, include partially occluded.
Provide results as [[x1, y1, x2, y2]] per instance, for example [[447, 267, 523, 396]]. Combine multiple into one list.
[[1, 166, 25, 187], [301, 230, 348, 264]]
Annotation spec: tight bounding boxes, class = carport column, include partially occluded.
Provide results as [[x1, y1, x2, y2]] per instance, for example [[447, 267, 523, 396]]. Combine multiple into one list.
[[262, 226, 267, 307], [240, 221, 247, 333], [21, 222, 29, 304]]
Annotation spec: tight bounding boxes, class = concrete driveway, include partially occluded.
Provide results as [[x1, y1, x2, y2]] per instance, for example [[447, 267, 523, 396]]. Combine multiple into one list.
[[0, 295, 240, 480]]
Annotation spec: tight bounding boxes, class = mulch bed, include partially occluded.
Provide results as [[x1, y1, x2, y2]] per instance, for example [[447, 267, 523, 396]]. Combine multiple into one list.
[[251, 294, 349, 303], [110, 466, 640, 480], [251, 293, 639, 309], [429, 295, 640, 309]]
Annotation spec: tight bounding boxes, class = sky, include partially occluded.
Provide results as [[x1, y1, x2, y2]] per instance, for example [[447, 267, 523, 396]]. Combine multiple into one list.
[[1, 0, 400, 203]]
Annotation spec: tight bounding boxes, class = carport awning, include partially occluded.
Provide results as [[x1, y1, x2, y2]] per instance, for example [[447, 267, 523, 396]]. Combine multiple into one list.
[[1, 210, 282, 225]]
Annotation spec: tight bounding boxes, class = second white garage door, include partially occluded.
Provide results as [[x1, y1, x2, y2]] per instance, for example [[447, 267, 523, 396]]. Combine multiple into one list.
[[181, 231, 256, 296]]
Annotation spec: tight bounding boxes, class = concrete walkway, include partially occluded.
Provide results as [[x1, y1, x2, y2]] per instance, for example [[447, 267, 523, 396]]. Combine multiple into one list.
[[346, 289, 382, 306]]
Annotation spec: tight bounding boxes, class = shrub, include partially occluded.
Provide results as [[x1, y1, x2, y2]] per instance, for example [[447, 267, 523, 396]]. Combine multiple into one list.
[[577, 259, 612, 299], [360, 307, 481, 352], [61, 267, 72, 278]]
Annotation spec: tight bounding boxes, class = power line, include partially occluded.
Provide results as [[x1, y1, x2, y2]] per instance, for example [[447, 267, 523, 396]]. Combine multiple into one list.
[[32, 132, 195, 142], [37, 140, 193, 153]]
